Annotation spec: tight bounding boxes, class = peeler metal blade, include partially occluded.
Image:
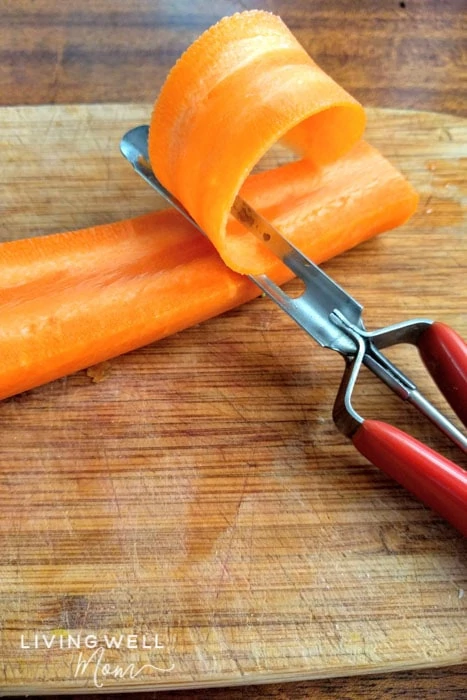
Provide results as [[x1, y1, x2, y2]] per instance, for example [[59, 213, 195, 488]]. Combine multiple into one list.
[[120, 125, 362, 356]]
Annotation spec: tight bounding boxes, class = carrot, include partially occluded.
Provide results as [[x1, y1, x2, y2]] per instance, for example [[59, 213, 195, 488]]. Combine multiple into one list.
[[149, 10, 367, 274], [0, 141, 417, 400], [0, 10, 418, 400]]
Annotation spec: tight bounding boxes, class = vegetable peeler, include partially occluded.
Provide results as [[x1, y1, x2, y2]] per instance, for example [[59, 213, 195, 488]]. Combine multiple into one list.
[[121, 125, 467, 537]]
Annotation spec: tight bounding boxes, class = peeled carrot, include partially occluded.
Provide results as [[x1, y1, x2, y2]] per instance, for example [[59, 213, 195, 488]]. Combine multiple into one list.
[[0, 11, 418, 400], [0, 141, 417, 400]]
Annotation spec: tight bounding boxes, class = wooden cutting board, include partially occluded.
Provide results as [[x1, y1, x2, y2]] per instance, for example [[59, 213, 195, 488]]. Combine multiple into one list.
[[0, 105, 466, 694]]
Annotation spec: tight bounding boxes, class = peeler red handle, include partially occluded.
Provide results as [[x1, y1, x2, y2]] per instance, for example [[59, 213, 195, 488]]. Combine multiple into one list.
[[352, 419, 467, 536], [418, 321, 467, 428]]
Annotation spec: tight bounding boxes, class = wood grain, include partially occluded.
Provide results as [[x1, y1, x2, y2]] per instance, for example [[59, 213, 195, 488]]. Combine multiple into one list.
[[0, 104, 466, 694], [0, 0, 466, 696], [0, 1, 465, 117], [57, 663, 467, 700]]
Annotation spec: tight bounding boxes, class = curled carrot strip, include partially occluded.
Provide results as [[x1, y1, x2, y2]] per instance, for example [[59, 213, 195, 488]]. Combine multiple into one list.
[[149, 10, 367, 274]]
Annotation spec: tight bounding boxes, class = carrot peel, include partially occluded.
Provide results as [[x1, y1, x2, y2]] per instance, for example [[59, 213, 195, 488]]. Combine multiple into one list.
[[149, 10, 367, 274]]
